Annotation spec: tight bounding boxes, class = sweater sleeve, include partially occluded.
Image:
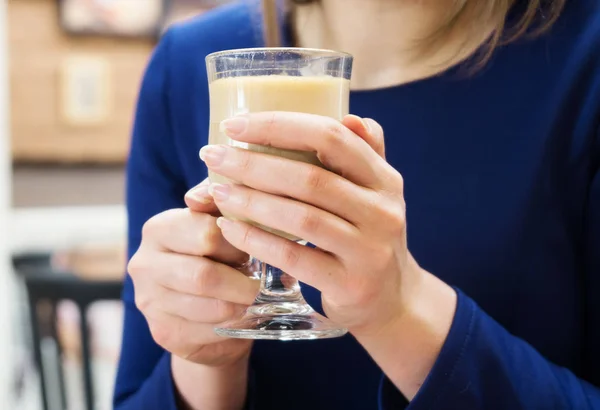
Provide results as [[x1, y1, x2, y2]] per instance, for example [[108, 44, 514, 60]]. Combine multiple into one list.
[[112, 29, 188, 409], [379, 156, 600, 409]]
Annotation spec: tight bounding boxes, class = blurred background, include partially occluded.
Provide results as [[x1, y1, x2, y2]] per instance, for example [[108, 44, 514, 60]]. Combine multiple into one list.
[[1, 1, 227, 409]]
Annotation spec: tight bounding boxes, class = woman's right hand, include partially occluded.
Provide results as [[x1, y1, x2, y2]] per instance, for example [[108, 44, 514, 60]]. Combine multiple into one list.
[[128, 179, 260, 367]]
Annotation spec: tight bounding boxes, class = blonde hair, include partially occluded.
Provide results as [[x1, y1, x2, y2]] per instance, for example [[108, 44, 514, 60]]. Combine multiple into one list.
[[262, 0, 566, 67]]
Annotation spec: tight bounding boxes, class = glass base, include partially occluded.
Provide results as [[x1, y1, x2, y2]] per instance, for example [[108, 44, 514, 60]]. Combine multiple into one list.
[[215, 302, 348, 341]]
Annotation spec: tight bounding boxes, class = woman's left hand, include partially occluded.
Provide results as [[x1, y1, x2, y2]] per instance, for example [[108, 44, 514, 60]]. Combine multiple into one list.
[[199, 111, 425, 338]]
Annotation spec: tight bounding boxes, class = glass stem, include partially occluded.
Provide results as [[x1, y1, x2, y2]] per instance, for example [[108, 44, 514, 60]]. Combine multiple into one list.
[[248, 257, 313, 316]]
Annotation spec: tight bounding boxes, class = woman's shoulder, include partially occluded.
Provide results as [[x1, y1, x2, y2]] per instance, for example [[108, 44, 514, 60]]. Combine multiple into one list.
[[541, 0, 600, 98], [552, 0, 600, 49], [504, 0, 600, 93], [164, 1, 262, 71]]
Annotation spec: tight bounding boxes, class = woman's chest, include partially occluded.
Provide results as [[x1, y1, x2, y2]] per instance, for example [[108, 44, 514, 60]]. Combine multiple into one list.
[[349, 90, 590, 360]]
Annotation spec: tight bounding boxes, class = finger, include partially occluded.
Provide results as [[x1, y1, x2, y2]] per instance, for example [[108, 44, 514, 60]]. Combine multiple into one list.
[[139, 252, 259, 305], [143, 209, 247, 264], [200, 145, 374, 225], [216, 217, 343, 293], [219, 112, 395, 189], [209, 183, 359, 255], [184, 337, 252, 366], [342, 115, 385, 159], [184, 178, 220, 214], [147, 311, 234, 350], [154, 288, 248, 324]]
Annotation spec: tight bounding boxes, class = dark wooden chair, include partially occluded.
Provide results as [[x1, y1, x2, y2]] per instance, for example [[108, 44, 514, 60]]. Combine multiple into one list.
[[13, 252, 123, 410]]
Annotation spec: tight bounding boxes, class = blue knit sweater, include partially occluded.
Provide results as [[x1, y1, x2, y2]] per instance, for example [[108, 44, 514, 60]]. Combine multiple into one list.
[[114, 1, 600, 408]]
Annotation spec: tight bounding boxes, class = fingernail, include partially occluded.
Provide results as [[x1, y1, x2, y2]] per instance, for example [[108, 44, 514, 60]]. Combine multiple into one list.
[[220, 116, 249, 138], [186, 185, 212, 204], [199, 145, 227, 166], [216, 217, 231, 229], [362, 118, 374, 134], [208, 183, 231, 201]]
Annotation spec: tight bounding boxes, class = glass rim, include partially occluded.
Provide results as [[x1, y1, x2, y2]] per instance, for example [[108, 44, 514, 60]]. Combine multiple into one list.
[[206, 47, 353, 62]]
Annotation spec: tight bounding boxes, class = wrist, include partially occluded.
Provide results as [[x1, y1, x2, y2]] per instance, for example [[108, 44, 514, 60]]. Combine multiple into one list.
[[354, 270, 457, 400], [172, 352, 251, 410], [348, 255, 428, 340]]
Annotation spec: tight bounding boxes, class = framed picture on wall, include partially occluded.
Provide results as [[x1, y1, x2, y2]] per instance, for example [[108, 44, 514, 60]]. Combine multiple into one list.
[[58, 0, 167, 38]]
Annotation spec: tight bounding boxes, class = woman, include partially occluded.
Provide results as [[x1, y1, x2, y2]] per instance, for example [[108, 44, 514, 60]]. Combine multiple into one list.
[[113, 0, 600, 408]]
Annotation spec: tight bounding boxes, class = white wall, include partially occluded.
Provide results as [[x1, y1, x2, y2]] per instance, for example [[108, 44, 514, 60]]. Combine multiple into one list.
[[0, 0, 13, 406], [10, 206, 126, 254]]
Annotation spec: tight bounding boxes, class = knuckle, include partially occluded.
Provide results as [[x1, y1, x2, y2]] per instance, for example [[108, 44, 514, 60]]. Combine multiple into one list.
[[323, 121, 348, 149], [238, 189, 253, 211], [395, 172, 405, 194], [381, 170, 404, 197], [198, 218, 221, 254], [236, 149, 253, 173], [214, 299, 236, 321], [386, 206, 406, 233], [134, 293, 151, 313], [304, 166, 328, 191], [192, 261, 220, 295], [319, 121, 350, 167], [281, 243, 301, 269], [127, 253, 144, 278], [264, 111, 279, 133], [240, 224, 255, 247], [141, 217, 158, 239], [372, 246, 394, 270], [141, 209, 178, 239], [370, 194, 405, 233], [353, 283, 380, 307], [363, 194, 384, 221], [297, 209, 321, 234], [149, 323, 171, 347]]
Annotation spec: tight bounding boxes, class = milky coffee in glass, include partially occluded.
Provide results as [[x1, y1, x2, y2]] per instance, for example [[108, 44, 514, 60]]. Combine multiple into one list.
[[208, 75, 350, 240]]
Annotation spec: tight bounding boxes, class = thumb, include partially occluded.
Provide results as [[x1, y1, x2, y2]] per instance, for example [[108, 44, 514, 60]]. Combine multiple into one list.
[[184, 178, 220, 214], [343, 114, 386, 159]]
